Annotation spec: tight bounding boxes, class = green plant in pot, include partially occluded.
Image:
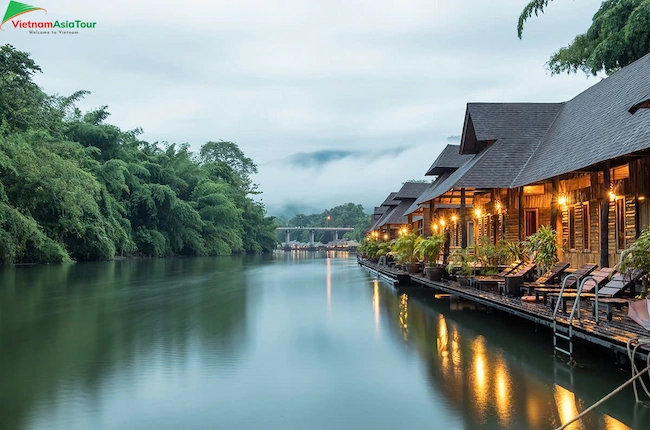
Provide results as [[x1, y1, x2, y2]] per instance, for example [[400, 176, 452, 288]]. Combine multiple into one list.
[[389, 231, 421, 274], [375, 240, 394, 265], [446, 247, 473, 286], [363, 238, 380, 262], [526, 225, 558, 275], [614, 226, 650, 299], [414, 233, 446, 281]]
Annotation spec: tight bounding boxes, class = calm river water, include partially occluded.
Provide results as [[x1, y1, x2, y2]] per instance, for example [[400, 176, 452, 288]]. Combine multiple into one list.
[[0, 252, 647, 429]]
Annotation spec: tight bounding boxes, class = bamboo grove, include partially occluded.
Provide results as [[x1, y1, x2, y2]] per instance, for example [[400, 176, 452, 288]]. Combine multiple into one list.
[[0, 45, 278, 265]]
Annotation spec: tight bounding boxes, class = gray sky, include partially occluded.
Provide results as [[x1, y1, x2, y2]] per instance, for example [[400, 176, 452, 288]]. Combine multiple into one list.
[[5, 0, 605, 215]]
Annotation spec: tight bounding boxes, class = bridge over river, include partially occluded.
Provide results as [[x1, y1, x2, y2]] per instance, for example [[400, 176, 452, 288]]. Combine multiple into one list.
[[276, 227, 355, 249]]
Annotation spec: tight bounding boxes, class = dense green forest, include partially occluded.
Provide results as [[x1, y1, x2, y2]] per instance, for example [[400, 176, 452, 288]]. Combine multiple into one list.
[[0, 44, 278, 265], [277, 203, 371, 243]]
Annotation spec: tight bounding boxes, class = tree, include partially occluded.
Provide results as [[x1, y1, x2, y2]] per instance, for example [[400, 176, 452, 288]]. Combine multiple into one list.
[[200, 140, 259, 194], [517, 0, 650, 75], [0, 44, 279, 265]]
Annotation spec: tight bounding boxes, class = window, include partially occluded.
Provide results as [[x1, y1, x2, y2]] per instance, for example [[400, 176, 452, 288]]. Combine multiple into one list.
[[524, 209, 538, 238], [569, 207, 576, 249], [616, 199, 626, 250], [582, 203, 590, 251]]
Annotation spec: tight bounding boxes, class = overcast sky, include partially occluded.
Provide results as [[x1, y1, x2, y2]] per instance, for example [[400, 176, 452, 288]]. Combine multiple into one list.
[[5, 0, 605, 216]]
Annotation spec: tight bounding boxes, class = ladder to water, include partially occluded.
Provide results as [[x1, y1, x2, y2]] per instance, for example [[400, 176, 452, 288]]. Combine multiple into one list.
[[552, 274, 600, 363]]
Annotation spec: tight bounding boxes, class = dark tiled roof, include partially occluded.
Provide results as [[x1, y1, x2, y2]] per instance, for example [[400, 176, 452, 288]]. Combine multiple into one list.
[[373, 206, 389, 216], [380, 192, 399, 206], [512, 53, 650, 187], [394, 182, 430, 199], [425, 144, 475, 175], [461, 102, 563, 154], [414, 172, 452, 205], [452, 138, 539, 189], [377, 200, 414, 227]]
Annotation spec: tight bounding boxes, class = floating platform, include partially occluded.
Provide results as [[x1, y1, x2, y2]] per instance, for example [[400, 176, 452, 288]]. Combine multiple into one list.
[[359, 259, 650, 362]]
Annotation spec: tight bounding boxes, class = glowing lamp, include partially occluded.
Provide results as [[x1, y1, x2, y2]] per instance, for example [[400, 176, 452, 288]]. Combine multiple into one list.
[[474, 208, 482, 218], [451, 215, 458, 223], [609, 191, 616, 202], [558, 195, 567, 206]]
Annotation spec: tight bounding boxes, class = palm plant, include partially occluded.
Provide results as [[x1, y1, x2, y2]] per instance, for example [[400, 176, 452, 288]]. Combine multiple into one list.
[[527, 225, 558, 275], [389, 231, 421, 264], [614, 226, 650, 298], [414, 233, 445, 267]]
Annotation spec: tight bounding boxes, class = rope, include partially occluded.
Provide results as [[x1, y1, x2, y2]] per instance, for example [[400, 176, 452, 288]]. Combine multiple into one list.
[[555, 360, 650, 430]]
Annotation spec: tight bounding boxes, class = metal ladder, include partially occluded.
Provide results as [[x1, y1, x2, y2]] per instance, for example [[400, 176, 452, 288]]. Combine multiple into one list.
[[552, 274, 599, 363]]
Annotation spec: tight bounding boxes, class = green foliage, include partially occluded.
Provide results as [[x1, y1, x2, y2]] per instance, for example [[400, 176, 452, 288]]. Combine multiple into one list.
[[413, 233, 445, 267], [446, 247, 474, 276], [389, 232, 421, 264], [526, 225, 558, 274], [518, 0, 650, 75], [475, 237, 511, 273], [0, 44, 278, 265], [614, 226, 650, 296]]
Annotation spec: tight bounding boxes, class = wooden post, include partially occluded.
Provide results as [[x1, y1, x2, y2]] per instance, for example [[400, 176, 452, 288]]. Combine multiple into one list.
[[550, 178, 559, 230], [600, 162, 610, 268], [460, 188, 467, 248], [518, 187, 525, 241], [492, 189, 498, 243]]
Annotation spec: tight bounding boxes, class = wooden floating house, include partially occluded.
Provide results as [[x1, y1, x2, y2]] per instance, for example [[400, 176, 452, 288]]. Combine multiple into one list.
[[371, 52, 650, 268]]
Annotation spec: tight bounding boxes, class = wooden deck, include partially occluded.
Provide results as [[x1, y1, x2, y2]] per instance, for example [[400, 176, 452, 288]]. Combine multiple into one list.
[[360, 260, 650, 361]]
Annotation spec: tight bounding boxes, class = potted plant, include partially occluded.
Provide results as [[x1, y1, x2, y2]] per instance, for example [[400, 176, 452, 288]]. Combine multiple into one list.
[[389, 231, 421, 274], [364, 238, 380, 263], [375, 240, 393, 265], [414, 233, 446, 281], [446, 247, 474, 286], [526, 225, 558, 275], [475, 236, 510, 274], [614, 226, 650, 299]]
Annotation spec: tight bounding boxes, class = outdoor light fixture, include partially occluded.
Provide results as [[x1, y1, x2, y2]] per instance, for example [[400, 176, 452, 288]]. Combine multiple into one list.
[[433, 224, 438, 232], [474, 208, 482, 218], [609, 191, 616, 202], [640, 196, 646, 201], [495, 201, 502, 213], [383, 234, 388, 240], [451, 215, 458, 223], [440, 219, 446, 227], [558, 194, 567, 206]]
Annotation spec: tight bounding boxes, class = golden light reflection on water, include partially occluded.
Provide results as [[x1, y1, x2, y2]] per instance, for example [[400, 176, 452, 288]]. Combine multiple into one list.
[[603, 414, 631, 430], [494, 354, 512, 427], [554, 384, 581, 430], [372, 281, 380, 333], [472, 337, 488, 418], [399, 294, 409, 341], [437, 315, 450, 373], [326, 257, 332, 311]]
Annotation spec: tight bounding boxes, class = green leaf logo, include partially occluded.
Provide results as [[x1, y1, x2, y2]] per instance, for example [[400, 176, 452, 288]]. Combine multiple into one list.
[[1, 0, 47, 30]]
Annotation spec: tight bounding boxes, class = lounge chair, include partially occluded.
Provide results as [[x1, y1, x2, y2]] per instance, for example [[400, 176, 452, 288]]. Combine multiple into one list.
[[532, 267, 613, 305], [498, 262, 538, 296], [521, 262, 570, 291], [527, 263, 599, 302], [472, 261, 523, 290], [549, 269, 645, 316]]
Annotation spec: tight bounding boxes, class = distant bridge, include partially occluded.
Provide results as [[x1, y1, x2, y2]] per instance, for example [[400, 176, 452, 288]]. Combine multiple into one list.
[[276, 227, 355, 247]]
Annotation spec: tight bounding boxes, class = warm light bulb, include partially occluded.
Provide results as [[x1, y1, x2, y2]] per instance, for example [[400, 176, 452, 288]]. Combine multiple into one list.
[[433, 224, 438, 232], [451, 215, 458, 223], [609, 191, 616, 202], [496, 201, 502, 212], [474, 208, 482, 218], [558, 195, 567, 206], [440, 219, 445, 227]]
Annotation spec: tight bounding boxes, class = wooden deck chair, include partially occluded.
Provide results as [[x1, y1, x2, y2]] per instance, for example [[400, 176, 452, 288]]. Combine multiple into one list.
[[522, 262, 570, 288], [594, 269, 645, 297], [472, 261, 523, 289], [535, 268, 614, 305], [499, 262, 538, 296]]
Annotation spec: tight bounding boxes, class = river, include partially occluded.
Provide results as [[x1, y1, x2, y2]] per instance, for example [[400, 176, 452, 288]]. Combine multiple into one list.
[[0, 252, 646, 429]]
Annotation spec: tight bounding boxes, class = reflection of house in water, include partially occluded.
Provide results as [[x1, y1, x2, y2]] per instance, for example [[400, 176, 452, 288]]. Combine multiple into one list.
[[374, 284, 634, 429]]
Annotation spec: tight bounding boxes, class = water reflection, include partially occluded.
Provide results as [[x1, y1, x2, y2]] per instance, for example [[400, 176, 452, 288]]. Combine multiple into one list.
[[372, 281, 380, 334], [375, 285, 636, 430], [326, 257, 332, 312]]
